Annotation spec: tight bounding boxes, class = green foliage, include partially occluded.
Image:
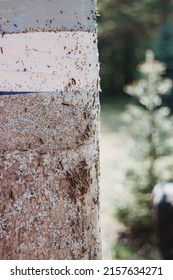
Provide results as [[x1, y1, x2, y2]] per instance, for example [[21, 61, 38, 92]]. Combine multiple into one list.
[[153, 22, 173, 111], [114, 242, 137, 260], [98, 0, 173, 98], [115, 51, 173, 259], [154, 23, 173, 71]]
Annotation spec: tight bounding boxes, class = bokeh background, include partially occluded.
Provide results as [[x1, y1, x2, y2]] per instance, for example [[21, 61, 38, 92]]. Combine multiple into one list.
[[98, 0, 173, 259]]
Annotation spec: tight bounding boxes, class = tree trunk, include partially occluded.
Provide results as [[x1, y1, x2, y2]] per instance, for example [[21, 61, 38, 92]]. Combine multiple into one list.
[[0, 0, 101, 260]]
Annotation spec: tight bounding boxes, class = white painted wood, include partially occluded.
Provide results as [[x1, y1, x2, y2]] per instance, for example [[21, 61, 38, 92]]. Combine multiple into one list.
[[0, 0, 96, 33], [0, 32, 99, 92], [0, 0, 101, 260]]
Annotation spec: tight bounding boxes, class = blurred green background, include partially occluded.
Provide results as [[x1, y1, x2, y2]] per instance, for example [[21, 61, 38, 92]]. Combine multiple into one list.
[[98, 0, 173, 101], [98, 0, 173, 259]]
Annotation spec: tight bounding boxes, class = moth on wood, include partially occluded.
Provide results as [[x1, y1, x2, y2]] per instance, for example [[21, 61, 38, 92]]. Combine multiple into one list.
[[66, 159, 91, 201]]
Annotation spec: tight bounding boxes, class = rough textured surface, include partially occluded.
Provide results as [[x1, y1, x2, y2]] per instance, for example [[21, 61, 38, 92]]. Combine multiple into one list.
[[0, 90, 101, 259], [0, 0, 101, 260]]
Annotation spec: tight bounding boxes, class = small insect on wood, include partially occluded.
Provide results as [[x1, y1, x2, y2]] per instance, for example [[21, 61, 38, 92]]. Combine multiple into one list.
[[62, 102, 70, 107], [66, 159, 91, 202], [68, 78, 76, 87]]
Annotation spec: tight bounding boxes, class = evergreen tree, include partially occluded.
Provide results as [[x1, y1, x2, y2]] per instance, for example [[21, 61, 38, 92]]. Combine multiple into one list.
[[115, 50, 173, 259]]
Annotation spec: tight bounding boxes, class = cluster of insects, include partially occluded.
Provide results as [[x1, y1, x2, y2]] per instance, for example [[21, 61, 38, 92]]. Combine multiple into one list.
[[66, 159, 91, 202]]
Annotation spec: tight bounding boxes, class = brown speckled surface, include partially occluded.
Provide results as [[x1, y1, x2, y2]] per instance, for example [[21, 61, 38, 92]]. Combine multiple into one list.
[[0, 0, 101, 260]]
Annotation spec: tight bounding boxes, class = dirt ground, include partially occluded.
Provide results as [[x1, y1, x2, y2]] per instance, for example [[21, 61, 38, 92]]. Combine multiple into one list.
[[99, 100, 128, 259]]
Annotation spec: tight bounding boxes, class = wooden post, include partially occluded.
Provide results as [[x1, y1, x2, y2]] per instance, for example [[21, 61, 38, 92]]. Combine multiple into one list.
[[0, 0, 101, 259]]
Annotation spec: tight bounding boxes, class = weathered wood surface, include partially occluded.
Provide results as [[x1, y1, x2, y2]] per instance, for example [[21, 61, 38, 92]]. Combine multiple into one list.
[[0, 0, 97, 33], [0, 32, 98, 92], [0, 0, 101, 260]]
